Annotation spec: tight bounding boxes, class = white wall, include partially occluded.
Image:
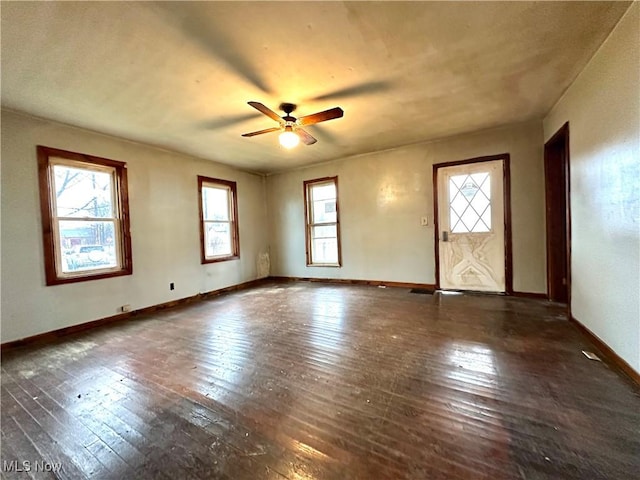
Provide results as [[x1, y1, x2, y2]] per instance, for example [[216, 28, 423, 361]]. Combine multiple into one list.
[[267, 121, 546, 293], [544, 3, 639, 374], [1, 110, 269, 343]]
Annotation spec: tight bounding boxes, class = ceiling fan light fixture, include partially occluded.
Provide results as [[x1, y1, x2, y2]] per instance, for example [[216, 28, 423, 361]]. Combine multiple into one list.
[[279, 125, 300, 149]]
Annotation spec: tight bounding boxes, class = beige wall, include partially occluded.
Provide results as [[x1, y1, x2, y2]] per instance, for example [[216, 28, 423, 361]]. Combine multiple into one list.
[[544, 4, 639, 373], [267, 121, 546, 293], [1, 110, 269, 343]]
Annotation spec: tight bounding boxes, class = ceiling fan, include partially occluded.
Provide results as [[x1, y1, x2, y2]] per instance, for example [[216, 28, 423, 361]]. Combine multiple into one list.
[[241, 101, 344, 148]]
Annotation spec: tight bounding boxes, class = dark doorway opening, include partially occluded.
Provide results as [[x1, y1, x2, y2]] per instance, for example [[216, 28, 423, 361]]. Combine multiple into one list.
[[544, 123, 571, 304]]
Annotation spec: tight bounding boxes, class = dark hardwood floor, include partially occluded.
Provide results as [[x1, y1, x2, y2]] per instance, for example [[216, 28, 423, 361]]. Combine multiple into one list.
[[2, 282, 639, 479]]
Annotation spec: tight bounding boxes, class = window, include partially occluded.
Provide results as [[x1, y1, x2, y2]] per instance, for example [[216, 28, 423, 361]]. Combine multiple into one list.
[[449, 172, 492, 233], [198, 176, 239, 263], [304, 176, 341, 266], [37, 146, 132, 285]]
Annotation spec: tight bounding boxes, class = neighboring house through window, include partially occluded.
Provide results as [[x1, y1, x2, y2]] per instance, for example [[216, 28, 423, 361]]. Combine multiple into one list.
[[37, 146, 133, 285], [304, 176, 341, 266], [198, 176, 240, 263]]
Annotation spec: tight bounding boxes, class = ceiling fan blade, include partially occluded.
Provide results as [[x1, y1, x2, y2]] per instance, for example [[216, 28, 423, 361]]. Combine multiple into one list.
[[298, 107, 344, 126], [198, 113, 257, 130], [308, 80, 392, 102], [248, 101, 282, 122], [241, 126, 281, 137], [297, 128, 317, 145], [155, 4, 272, 94]]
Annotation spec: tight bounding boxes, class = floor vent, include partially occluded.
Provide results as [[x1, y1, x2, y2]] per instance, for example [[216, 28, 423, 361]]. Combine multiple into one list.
[[410, 288, 434, 295], [582, 350, 602, 361]]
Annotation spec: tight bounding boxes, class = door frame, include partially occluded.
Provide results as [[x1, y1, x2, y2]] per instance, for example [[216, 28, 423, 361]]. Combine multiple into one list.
[[544, 122, 572, 306], [433, 153, 513, 294]]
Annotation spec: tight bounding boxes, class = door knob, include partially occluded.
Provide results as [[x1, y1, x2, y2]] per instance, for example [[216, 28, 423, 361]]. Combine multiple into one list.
[[442, 231, 449, 242]]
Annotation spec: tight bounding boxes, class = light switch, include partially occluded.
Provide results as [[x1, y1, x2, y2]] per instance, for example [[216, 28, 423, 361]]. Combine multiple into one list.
[[421, 216, 429, 226]]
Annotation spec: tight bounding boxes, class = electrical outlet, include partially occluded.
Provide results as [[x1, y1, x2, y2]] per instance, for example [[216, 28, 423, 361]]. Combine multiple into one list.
[[121, 304, 131, 313], [170, 282, 175, 291]]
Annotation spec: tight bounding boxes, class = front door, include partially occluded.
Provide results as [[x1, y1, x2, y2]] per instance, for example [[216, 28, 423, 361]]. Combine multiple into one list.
[[436, 158, 506, 292]]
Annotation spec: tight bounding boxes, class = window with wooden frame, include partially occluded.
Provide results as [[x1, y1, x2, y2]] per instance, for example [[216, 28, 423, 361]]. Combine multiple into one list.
[[304, 176, 341, 266], [198, 176, 240, 263], [37, 146, 133, 285]]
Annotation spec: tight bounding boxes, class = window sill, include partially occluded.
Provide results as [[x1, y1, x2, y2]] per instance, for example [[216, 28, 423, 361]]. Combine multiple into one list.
[[46, 268, 132, 286], [202, 255, 240, 264]]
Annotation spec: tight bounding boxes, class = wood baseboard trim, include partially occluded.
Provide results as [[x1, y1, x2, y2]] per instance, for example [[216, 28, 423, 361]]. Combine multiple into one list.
[[269, 276, 436, 291], [1, 278, 269, 352], [569, 315, 640, 387], [0, 277, 560, 353], [272, 278, 551, 298], [512, 291, 548, 299]]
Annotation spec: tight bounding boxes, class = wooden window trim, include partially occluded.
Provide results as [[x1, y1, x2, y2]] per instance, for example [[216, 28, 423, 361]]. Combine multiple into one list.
[[37, 146, 133, 286], [198, 176, 240, 264], [303, 176, 342, 267]]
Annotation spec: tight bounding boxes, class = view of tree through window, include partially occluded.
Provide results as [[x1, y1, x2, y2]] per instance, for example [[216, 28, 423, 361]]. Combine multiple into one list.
[[37, 146, 132, 285], [53, 164, 118, 272]]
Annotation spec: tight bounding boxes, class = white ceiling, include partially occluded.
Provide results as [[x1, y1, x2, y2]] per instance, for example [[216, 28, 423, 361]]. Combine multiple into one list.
[[1, 1, 630, 174]]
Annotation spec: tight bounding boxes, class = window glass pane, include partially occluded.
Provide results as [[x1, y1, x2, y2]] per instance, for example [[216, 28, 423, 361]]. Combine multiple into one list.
[[202, 186, 230, 221], [53, 164, 114, 218], [471, 172, 489, 187], [449, 173, 491, 233], [59, 220, 118, 273], [460, 207, 481, 231], [205, 222, 232, 257], [449, 175, 466, 190], [312, 199, 337, 223], [305, 177, 340, 266], [450, 191, 468, 216], [481, 209, 492, 230], [311, 183, 335, 201], [312, 224, 337, 239], [312, 238, 338, 264]]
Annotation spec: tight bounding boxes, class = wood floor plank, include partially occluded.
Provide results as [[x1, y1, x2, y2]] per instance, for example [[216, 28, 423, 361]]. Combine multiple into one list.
[[1, 428, 39, 480], [2, 373, 108, 478], [1, 384, 88, 479], [2, 282, 639, 479]]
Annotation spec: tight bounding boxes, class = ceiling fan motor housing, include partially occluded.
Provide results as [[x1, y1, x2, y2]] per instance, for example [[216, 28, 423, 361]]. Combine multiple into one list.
[[279, 102, 297, 115]]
